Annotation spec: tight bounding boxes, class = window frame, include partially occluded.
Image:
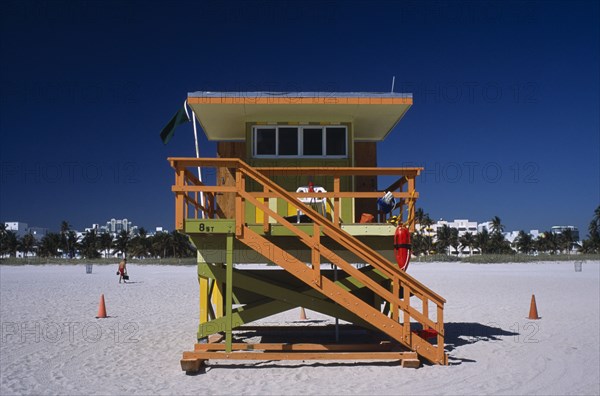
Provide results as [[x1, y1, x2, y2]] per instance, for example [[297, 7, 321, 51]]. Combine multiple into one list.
[[252, 125, 348, 159]]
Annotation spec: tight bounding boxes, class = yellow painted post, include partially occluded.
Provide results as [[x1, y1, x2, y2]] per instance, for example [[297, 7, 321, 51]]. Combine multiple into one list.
[[212, 280, 224, 318], [199, 276, 209, 324]]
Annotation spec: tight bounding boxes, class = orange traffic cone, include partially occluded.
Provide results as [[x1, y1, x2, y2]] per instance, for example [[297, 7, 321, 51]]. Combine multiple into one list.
[[96, 294, 107, 318], [299, 307, 307, 320], [528, 294, 540, 320]]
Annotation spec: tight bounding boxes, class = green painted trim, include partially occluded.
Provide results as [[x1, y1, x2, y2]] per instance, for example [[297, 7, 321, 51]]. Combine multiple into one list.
[[246, 224, 323, 236], [198, 299, 292, 338]]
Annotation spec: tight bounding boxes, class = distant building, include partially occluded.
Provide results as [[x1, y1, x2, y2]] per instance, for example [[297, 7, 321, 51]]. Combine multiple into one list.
[[106, 218, 131, 234], [3, 222, 47, 241], [551, 226, 579, 241], [478, 221, 493, 233], [4, 222, 28, 237], [427, 219, 478, 237], [27, 227, 48, 241]]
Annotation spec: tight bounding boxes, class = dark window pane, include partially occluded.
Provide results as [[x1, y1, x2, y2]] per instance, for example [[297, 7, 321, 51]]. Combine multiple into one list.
[[256, 128, 276, 155], [326, 127, 346, 156], [303, 128, 323, 155], [278, 127, 298, 155]]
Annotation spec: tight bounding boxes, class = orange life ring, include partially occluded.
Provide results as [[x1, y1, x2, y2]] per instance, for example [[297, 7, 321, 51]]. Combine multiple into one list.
[[394, 226, 411, 271]]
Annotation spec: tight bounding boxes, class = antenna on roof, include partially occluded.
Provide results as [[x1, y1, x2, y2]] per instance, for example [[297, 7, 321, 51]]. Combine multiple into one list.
[[391, 76, 395, 93]]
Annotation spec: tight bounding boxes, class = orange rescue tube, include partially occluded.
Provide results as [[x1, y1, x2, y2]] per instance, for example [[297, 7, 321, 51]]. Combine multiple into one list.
[[394, 226, 411, 271]]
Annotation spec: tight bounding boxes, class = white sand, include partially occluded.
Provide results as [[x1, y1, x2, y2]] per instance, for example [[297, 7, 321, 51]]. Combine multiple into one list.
[[1, 261, 598, 395]]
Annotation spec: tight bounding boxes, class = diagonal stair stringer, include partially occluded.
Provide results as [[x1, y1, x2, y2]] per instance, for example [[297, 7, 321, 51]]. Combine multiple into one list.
[[238, 226, 445, 364]]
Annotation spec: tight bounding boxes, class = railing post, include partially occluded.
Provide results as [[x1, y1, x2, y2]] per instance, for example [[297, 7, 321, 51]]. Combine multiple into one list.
[[235, 168, 245, 237], [391, 276, 399, 321], [175, 164, 185, 230], [408, 177, 416, 232], [263, 185, 269, 233], [422, 297, 429, 331], [437, 304, 444, 363], [403, 286, 411, 344], [333, 176, 340, 226], [312, 222, 321, 287]]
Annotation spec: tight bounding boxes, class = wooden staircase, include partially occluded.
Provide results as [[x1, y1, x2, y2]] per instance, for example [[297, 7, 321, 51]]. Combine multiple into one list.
[[170, 158, 447, 371]]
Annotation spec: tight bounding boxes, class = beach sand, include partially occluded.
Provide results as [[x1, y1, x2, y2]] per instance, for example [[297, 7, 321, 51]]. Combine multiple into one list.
[[1, 261, 598, 395]]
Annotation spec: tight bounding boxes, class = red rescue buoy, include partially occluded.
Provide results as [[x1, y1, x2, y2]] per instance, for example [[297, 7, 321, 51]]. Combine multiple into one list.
[[394, 226, 411, 271]]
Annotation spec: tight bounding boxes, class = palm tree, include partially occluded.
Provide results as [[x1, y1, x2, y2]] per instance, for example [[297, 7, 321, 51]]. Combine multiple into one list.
[[66, 231, 79, 258], [1, 230, 19, 257], [112, 230, 130, 258], [587, 205, 600, 252], [474, 228, 490, 254], [490, 216, 504, 235], [557, 229, 576, 254], [536, 231, 558, 254], [99, 233, 113, 258], [39, 232, 61, 257], [414, 208, 425, 230], [171, 231, 196, 258], [129, 228, 150, 258], [411, 233, 424, 256], [421, 213, 434, 234], [515, 231, 534, 254], [60, 220, 71, 258], [80, 230, 101, 259], [459, 232, 475, 256], [488, 231, 511, 254], [151, 232, 172, 258], [19, 233, 36, 258], [435, 225, 452, 255], [449, 228, 459, 256]]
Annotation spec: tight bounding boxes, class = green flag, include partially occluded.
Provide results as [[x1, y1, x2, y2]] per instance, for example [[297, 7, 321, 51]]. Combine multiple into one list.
[[160, 105, 190, 145]]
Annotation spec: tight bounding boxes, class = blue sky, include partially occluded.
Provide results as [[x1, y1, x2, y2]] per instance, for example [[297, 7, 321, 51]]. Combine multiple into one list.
[[1, 0, 598, 236]]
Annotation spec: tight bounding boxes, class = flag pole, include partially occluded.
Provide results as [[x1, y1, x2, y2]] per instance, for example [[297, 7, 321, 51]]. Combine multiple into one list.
[[184, 100, 206, 219]]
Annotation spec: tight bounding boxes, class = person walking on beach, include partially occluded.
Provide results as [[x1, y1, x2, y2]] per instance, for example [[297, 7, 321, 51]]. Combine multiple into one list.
[[118, 258, 127, 284]]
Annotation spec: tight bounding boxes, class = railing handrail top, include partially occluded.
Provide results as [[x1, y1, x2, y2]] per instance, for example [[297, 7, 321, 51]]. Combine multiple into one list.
[[254, 167, 423, 176], [169, 158, 423, 175]]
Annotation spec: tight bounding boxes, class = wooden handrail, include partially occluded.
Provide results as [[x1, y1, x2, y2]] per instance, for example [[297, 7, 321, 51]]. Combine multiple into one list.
[[168, 157, 443, 305], [236, 160, 445, 306]]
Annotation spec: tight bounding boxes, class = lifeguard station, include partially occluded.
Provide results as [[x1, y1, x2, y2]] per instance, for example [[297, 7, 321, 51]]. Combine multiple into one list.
[[170, 92, 447, 372]]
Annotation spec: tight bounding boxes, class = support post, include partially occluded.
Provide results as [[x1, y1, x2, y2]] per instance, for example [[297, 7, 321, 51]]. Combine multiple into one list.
[[225, 233, 234, 353]]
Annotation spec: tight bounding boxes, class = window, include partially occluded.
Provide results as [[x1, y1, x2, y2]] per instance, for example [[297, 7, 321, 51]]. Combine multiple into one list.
[[253, 125, 347, 158], [326, 127, 346, 156], [255, 128, 276, 156], [303, 128, 322, 156], [278, 127, 298, 156]]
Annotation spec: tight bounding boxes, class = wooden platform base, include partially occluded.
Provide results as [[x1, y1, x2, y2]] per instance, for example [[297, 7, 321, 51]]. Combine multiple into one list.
[[181, 342, 420, 373]]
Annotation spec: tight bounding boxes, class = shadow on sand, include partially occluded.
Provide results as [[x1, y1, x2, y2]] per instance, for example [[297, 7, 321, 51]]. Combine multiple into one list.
[[442, 322, 520, 365]]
